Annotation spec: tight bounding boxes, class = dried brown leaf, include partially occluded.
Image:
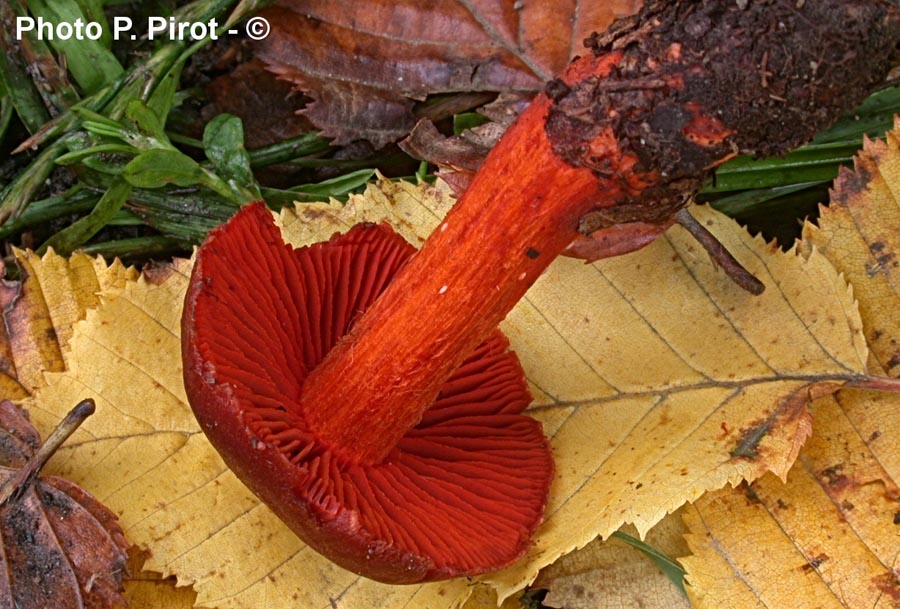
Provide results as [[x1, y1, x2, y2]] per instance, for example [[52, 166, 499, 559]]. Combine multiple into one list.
[[257, 0, 642, 147], [401, 119, 490, 172], [203, 59, 312, 150], [0, 400, 129, 609]]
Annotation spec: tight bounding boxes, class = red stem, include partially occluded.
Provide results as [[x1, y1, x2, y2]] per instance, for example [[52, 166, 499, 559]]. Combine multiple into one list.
[[297, 0, 900, 465], [300, 54, 625, 464]]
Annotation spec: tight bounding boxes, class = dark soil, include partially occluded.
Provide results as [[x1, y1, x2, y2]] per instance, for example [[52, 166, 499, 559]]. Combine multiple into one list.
[[545, 0, 900, 234]]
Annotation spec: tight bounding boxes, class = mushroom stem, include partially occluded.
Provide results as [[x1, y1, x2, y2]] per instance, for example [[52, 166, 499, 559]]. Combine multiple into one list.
[[299, 77, 615, 465], [300, 0, 900, 465]]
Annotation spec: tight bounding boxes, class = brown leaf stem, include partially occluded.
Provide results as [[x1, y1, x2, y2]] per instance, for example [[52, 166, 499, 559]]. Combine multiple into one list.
[[845, 376, 900, 394], [675, 208, 766, 295]]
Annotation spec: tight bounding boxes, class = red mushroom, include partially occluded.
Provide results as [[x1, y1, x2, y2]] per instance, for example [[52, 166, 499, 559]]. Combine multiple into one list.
[[183, 0, 900, 584], [182, 202, 553, 583]]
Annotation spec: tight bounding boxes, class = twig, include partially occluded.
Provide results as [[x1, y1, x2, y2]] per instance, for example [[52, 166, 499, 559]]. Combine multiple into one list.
[[675, 208, 766, 295]]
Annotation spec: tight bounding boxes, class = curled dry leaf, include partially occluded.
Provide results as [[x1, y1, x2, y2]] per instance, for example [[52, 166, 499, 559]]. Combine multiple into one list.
[[680, 123, 900, 609], [0, 399, 129, 609], [257, 0, 642, 147], [399, 94, 532, 181], [22, 176, 873, 608]]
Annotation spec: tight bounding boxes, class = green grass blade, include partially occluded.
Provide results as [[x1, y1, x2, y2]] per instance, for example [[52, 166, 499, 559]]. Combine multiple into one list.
[[0, 94, 13, 145], [248, 132, 331, 167], [612, 531, 687, 595], [0, 138, 68, 221], [0, 188, 98, 240], [4, 0, 80, 114], [26, 0, 124, 95], [81, 235, 185, 260], [74, 0, 112, 47], [705, 181, 827, 217], [290, 168, 375, 197], [0, 4, 51, 133], [259, 169, 375, 208], [38, 178, 131, 255], [811, 86, 900, 144], [147, 60, 184, 121], [56, 143, 136, 165], [707, 141, 859, 193], [125, 187, 233, 243]]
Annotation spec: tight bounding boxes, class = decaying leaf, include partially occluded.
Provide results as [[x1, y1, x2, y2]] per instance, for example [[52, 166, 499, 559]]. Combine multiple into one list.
[[399, 94, 532, 177], [0, 399, 129, 609], [20, 174, 873, 608], [203, 59, 312, 150], [679, 123, 900, 609], [257, 0, 642, 147], [533, 514, 690, 609], [0, 252, 170, 604]]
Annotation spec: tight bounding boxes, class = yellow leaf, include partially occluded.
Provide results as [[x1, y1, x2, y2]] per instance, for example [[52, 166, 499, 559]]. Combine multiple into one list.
[[278, 173, 456, 248], [486, 204, 866, 598], [683, 390, 900, 609], [460, 586, 524, 609], [0, 250, 137, 395], [533, 514, 691, 609], [802, 131, 900, 375], [680, 126, 900, 608], [123, 550, 197, 609], [28, 176, 867, 608]]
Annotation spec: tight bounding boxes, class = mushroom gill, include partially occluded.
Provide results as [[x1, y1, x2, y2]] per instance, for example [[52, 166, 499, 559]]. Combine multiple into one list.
[[182, 202, 553, 583]]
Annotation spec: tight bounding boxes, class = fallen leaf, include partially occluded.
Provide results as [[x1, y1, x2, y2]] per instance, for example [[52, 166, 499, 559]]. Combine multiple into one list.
[[679, 124, 900, 609], [203, 58, 312, 150], [401, 119, 490, 173], [533, 514, 691, 609], [0, 250, 137, 396], [257, 0, 642, 147], [399, 94, 531, 177], [22, 174, 872, 608], [0, 399, 129, 609], [485, 205, 867, 599], [0, 252, 168, 604], [682, 391, 900, 609], [460, 586, 524, 609], [122, 549, 197, 609], [802, 131, 900, 377]]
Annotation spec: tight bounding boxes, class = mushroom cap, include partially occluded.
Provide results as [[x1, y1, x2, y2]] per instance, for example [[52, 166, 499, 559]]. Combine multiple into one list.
[[182, 202, 553, 583]]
